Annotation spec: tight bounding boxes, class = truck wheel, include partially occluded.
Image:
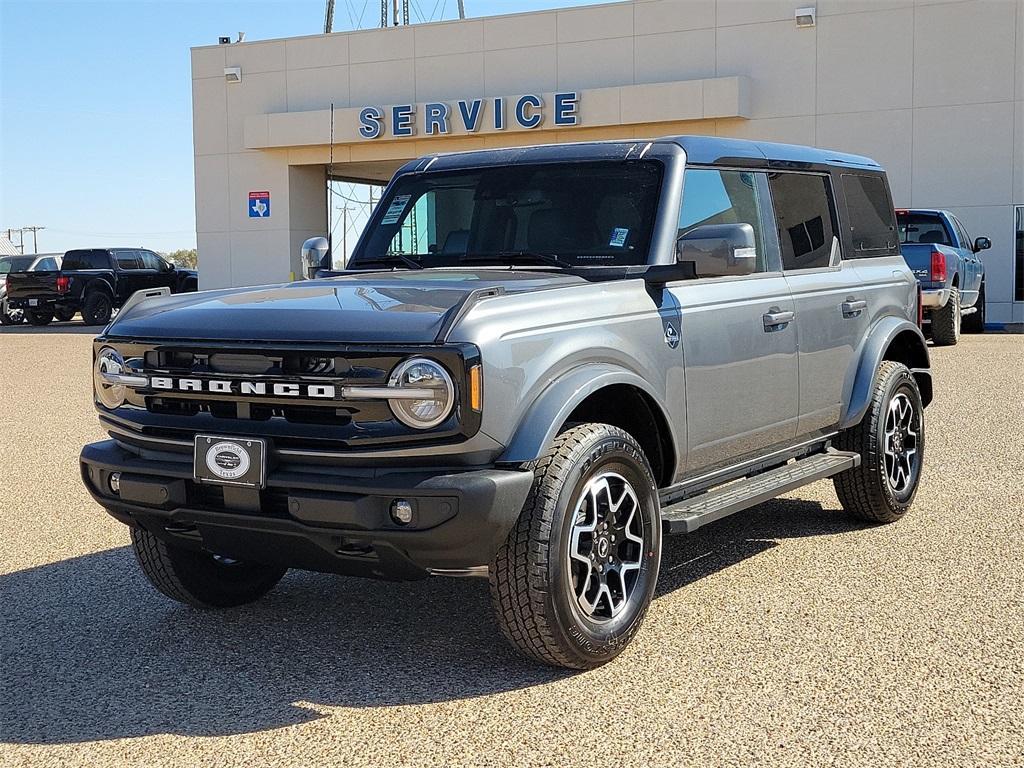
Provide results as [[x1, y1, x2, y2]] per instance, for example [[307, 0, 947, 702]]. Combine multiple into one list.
[[130, 527, 287, 608], [0, 300, 23, 325], [489, 423, 662, 669], [24, 309, 54, 326], [82, 291, 113, 325], [54, 306, 77, 322], [833, 361, 924, 524], [962, 283, 985, 334], [931, 287, 960, 346]]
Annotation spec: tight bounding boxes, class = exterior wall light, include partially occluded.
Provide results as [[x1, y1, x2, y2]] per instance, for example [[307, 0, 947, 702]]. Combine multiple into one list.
[[224, 67, 242, 84], [795, 7, 816, 27]]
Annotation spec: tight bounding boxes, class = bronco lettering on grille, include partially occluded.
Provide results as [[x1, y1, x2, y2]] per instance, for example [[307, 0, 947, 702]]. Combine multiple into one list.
[[148, 377, 336, 399]]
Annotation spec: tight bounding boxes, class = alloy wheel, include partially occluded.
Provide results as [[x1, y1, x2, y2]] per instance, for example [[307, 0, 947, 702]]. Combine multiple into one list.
[[883, 392, 919, 494], [567, 471, 646, 622]]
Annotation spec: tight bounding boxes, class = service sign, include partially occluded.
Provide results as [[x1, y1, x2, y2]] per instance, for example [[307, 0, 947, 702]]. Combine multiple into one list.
[[248, 191, 270, 218], [357, 92, 579, 140]]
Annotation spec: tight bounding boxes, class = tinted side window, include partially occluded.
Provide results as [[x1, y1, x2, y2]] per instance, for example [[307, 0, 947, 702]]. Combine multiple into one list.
[[769, 173, 838, 270], [841, 174, 897, 256], [114, 250, 142, 270], [140, 251, 166, 270], [678, 169, 769, 272], [952, 216, 971, 249], [62, 250, 110, 270]]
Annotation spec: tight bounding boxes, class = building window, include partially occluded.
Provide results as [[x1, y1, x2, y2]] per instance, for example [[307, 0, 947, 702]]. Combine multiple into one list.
[[1015, 206, 1024, 302]]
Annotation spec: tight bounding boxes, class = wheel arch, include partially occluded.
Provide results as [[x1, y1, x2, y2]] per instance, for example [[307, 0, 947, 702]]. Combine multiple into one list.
[[841, 317, 932, 429], [85, 279, 115, 298], [499, 365, 678, 488]]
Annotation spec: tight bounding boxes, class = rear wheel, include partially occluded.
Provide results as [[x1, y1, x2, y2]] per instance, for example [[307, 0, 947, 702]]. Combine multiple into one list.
[[24, 309, 54, 326], [82, 291, 113, 325], [931, 287, 960, 346], [0, 299, 23, 325], [130, 527, 287, 608], [489, 423, 662, 669], [962, 283, 985, 333], [833, 361, 924, 523]]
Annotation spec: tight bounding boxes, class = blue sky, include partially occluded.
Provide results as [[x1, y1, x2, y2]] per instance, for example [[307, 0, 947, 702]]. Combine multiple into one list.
[[0, 0, 603, 255]]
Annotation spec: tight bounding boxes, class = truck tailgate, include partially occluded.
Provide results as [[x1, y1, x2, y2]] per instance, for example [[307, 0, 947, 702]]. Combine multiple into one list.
[[4, 270, 60, 300], [899, 244, 934, 282]]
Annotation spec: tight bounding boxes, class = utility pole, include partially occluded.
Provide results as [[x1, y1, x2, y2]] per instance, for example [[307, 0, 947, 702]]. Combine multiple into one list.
[[324, 0, 334, 33], [21, 226, 45, 253], [457, 0, 465, 19]]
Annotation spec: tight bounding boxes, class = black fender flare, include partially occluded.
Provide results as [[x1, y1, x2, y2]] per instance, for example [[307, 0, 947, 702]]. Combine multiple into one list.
[[498, 363, 679, 465], [841, 316, 931, 429]]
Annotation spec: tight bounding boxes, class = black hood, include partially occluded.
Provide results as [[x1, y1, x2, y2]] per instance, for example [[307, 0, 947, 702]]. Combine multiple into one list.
[[105, 269, 585, 343]]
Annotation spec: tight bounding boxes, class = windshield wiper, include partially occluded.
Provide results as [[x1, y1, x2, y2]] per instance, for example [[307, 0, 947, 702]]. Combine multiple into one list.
[[354, 254, 424, 270], [462, 250, 573, 270]]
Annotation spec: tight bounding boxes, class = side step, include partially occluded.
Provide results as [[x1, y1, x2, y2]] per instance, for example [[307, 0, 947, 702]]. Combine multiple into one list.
[[661, 449, 860, 534]]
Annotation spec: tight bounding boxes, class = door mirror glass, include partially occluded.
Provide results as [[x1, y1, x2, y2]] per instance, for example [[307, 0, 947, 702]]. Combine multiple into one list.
[[676, 223, 758, 277], [973, 236, 991, 253]]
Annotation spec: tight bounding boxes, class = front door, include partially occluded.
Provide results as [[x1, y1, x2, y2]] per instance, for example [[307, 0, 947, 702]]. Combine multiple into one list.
[[668, 168, 798, 473]]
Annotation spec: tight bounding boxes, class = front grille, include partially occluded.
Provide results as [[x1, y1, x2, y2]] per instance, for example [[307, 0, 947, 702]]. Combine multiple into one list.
[[98, 338, 481, 454]]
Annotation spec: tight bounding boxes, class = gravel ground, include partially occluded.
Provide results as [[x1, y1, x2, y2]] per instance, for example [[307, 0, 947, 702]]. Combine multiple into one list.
[[1, 325, 1021, 767]]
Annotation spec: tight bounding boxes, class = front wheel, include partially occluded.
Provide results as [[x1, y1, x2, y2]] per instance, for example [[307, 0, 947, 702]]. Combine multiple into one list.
[[489, 423, 662, 669], [130, 527, 287, 608], [833, 361, 925, 523]]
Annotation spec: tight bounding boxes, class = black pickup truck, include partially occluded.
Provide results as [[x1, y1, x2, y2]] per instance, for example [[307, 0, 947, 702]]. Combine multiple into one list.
[[5, 248, 198, 325]]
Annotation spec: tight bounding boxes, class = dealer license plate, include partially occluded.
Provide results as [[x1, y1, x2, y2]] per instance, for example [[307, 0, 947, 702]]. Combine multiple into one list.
[[194, 435, 266, 488]]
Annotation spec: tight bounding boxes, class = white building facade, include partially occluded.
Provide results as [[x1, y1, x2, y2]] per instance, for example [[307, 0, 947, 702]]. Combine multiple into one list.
[[191, 0, 1024, 324]]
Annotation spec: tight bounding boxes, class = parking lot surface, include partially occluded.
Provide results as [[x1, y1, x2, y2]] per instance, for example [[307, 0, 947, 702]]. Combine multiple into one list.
[[1, 325, 1021, 767]]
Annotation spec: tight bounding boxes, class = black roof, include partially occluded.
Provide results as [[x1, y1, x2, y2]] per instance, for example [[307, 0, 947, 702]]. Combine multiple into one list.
[[403, 134, 882, 175]]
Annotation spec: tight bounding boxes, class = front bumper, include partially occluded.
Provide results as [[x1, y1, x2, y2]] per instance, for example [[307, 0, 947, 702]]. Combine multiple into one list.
[[81, 440, 533, 580], [920, 288, 949, 309]]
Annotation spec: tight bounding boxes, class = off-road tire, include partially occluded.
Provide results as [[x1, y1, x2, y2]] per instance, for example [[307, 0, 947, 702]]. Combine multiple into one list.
[[833, 361, 924, 523], [0, 299, 22, 325], [82, 291, 113, 326], [24, 309, 53, 326], [54, 306, 77, 322], [962, 283, 985, 334], [489, 423, 662, 670], [931, 287, 960, 346], [130, 527, 287, 609]]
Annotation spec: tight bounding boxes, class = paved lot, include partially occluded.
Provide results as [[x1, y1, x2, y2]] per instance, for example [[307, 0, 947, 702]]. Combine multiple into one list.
[[1, 325, 1021, 767]]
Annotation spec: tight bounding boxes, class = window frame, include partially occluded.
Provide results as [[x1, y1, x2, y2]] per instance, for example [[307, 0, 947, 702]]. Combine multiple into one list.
[[838, 172, 899, 259], [765, 169, 844, 274], [675, 165, 783, 282]]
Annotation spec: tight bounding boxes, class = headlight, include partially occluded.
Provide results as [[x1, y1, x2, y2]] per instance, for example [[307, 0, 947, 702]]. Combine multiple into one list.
[[94, 347, 127, 409], [387, 357, 455, 429]]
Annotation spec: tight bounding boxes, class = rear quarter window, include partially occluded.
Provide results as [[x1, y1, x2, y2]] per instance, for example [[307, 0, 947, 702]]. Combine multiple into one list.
[[841, 174, 898, 257]]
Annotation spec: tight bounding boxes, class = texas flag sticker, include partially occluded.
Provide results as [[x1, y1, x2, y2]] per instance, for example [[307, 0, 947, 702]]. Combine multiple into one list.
[[248, 191, 270, 218]]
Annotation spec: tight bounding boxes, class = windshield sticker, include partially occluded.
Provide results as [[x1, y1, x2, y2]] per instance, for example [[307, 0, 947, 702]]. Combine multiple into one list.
[[381, 195, 411, 225], [609, 227, 629, 247]]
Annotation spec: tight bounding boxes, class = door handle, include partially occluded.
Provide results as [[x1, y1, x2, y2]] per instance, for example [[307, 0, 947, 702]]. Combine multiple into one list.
[[762, 309, 794, 330], [841, 299, 867, 317]]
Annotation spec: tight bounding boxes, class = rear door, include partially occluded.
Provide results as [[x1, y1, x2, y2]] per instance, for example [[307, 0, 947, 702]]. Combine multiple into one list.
[[668, 167, 798, 473], [774, 171, 869, 435], [140, 250, 178, 292], [111, 249, 146, 302]]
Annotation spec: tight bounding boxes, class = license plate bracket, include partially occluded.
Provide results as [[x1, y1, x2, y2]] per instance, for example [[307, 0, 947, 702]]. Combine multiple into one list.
[[194, 435, 267, 489]]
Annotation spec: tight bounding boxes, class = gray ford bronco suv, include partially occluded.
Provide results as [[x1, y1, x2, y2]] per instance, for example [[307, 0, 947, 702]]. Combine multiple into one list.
[[82, 137, 931, 669]]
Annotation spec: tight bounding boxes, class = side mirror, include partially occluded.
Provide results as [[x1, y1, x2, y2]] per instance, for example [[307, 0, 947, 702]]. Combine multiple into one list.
[[973, 236, 991, 253], [677, 223, 758, 278], [300, 236, 330, 279]]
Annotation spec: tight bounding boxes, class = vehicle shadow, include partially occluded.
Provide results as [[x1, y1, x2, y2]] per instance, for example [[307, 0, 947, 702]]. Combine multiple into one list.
[[1, 498, 857, 745], [0, 322, 98, 335]]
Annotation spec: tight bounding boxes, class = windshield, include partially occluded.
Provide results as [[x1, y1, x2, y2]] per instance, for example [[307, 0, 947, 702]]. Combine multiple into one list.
[[897, 212, 950, 245], [0, 256, 35, 274], [352, 161, 664, 269]]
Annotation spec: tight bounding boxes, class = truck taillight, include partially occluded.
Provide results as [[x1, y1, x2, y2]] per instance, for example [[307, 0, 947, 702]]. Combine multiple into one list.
[[56, 275, 70, 294], [930, 250, 946, 283]]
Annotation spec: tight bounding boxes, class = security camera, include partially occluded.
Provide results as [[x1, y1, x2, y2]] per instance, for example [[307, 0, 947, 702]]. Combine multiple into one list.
[[218, 36, 231, 45]]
